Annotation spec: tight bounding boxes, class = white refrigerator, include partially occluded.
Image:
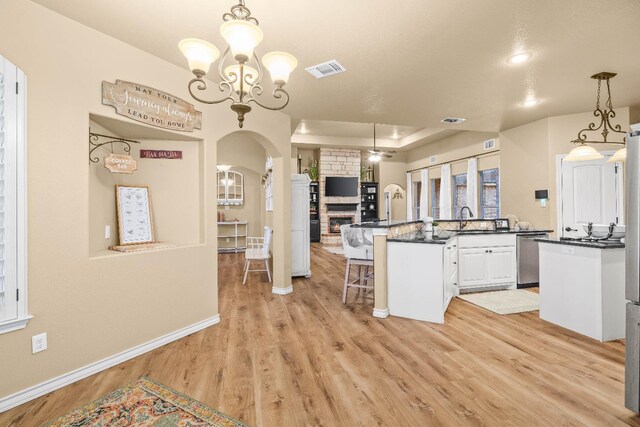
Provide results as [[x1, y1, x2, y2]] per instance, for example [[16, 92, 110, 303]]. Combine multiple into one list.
[[626, 125, 640, 412]]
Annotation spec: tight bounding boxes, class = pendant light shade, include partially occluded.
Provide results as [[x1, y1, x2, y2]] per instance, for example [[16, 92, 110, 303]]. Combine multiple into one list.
[[179, 38, 220, 75], [564, 144, 604, 162], [262, 51, 298, 85], [224, 64, 259, 94], [220, 19, 263, 61], [608, 147, 627, 163]]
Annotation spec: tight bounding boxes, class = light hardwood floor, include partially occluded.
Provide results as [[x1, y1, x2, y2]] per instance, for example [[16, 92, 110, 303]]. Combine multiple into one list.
[[2, 243, 640, 426]]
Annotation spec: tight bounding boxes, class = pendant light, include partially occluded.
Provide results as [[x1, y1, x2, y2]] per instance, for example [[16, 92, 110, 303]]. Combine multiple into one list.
[[179, 1, 297, 128], [566, 72, 626, 162]]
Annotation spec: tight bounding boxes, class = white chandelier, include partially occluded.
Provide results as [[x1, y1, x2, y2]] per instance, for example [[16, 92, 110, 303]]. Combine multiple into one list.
[[179, 1, 297, 128]]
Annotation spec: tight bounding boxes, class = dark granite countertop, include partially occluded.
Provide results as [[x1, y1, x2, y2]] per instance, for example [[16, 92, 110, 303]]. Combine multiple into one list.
[[352, 220, 424, 229], [387, 231, 448, 244], [535, 237, 625, 249], [388, 229, 553, 244]]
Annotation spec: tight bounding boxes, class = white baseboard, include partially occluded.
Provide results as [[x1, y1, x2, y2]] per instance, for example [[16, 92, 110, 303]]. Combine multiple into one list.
[[272, 286, 293, 295], [0, 315, 220, 413], [372, 308, 390, 318]]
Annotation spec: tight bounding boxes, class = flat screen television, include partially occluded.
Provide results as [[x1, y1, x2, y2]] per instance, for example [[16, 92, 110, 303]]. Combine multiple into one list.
[[325, 176, 358, 197]]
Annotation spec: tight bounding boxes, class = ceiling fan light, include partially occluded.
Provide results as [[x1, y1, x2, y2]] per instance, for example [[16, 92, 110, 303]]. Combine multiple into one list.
[[368, 153, 381, 162], [608, 147, 627, 163], [220, 19, 263, 62], [262, 51, 298, 85], [565, 144, 604, 162], [224, 64, 259, 94], [179, 38, 220, 75]]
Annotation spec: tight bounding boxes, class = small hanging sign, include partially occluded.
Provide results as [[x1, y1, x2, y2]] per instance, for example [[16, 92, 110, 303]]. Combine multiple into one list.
[[102, 80, 202, 132], [105, 154, 138, 174], [140, 149, 183, 159]]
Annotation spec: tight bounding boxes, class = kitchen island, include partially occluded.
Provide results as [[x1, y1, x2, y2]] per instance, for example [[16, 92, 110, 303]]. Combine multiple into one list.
[[536, 237, 625, 341], [378, 224, 551, 323]]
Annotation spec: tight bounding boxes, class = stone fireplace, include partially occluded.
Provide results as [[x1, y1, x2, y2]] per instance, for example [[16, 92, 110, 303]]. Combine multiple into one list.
[[319, 148, 361, 245], [328, 215, 356, 234]]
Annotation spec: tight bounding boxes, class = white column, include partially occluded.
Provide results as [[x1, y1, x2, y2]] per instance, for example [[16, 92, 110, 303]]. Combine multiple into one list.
[[440, 164, 452, 219]]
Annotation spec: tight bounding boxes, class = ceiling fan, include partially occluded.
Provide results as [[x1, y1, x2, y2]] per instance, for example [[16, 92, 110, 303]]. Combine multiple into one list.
[[367, 123, 395, 162]]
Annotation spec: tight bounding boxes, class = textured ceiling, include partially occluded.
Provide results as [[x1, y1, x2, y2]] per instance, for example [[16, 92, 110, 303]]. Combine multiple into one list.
[[32, 0, 640, 134]]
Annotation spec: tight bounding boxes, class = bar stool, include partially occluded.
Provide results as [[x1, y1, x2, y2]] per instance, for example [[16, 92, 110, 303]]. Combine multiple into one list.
[[339, 224, 374, 303]]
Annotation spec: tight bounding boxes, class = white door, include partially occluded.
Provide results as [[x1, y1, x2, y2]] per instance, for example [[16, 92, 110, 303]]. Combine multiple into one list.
[[458, 248, 487, 288], [486, 247, 516, 284], [561, 155, 621, 237]]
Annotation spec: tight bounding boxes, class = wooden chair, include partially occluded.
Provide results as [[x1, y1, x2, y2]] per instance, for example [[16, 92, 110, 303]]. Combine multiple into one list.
[[340, 224, 374, 303], [243, 226, 273, 285]]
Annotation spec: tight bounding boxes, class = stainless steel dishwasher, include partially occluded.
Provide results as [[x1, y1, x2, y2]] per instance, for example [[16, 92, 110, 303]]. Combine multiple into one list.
[[517, 233, 548, 288]]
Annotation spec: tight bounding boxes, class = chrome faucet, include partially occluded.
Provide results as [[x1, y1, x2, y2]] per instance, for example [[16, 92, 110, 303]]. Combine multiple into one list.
[[459, 206, 474, 229]]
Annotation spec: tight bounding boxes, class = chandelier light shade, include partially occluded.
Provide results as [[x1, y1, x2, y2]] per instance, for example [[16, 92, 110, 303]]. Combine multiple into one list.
[[179, 0, 297, 128], [219, 20, 263, 62], [567, 72, 626, 162], [262, 52, 298, 85], [178, 39, 220, 75], [565, 144, 604, 162], [608, 147, 627, 163]]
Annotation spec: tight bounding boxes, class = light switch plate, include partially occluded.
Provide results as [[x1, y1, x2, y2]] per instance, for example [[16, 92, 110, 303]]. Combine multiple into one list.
[[32, 333, 47, 353], [105, 225, 111, 239]]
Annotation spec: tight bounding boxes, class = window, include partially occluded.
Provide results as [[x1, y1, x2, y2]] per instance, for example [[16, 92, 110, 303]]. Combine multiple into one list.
[[431, 178, 441, 219], [412, 181, 421, 219], [216, 170, 244, 206], [480, 168, 500, 219], [0, 56, 29, 334], [452, 174, 467, 219]]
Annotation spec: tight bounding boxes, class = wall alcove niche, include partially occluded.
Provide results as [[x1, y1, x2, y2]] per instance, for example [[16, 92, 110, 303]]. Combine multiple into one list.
[[88, 114, 205, 257]]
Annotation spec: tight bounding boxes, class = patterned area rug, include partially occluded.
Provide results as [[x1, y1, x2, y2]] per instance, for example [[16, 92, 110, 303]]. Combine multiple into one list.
[[457, 289, 539, 315], [322, 245, 344, 255], [44, 377, 247, 427]]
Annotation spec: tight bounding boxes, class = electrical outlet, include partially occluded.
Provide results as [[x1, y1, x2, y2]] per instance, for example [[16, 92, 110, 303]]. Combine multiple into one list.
[[226, 238, 230, 243], [32, 333, 47, 354], [225, 206, 230, 210], [105, 225, 111, 239]]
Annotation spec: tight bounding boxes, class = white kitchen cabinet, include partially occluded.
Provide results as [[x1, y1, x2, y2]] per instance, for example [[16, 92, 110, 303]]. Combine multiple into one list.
[[458, 234, 517, 290], [443, 239, 459, 305], [487, 247, 516, 284], [291, 174, 311, 277], [388, 241, 455, 324], [459, 248, 488, 288]]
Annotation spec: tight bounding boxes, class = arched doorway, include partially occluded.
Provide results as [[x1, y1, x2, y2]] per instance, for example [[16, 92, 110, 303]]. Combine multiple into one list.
[[215, 130, 292, 295], [383, 184, 405, 221]]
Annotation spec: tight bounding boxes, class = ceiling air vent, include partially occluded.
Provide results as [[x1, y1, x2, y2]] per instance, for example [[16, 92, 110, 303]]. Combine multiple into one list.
[[483, 139, 496, 150], [429, 155, 438, 164], [305, 60, 346, 79], [440, 117, 466, 124]]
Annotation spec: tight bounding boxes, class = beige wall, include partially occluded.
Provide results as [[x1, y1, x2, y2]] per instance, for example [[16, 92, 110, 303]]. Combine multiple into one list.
[[405, 131, 499, 171], [377, 154, 407, 220], [500, 118, 550, 228], [0, 0, 292, 399]]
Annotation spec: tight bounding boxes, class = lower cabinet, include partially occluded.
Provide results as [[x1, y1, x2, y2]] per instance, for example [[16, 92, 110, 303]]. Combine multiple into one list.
[[458, 235, 517, 290]]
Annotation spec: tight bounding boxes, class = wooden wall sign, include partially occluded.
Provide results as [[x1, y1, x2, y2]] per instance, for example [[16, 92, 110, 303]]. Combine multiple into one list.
[[140, 149, 183, 159], [102, 80, 202, 132], [104, 154, 138, 174]]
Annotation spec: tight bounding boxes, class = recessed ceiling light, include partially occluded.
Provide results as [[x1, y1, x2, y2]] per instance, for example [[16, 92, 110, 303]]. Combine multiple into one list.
[[521, 98, 540, 107], [507, 52, 532, 64], [440, 117, 466, 124]]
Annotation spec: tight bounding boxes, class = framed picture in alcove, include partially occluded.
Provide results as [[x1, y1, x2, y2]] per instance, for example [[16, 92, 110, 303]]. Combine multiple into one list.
[[115, 185, 155, 245]]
